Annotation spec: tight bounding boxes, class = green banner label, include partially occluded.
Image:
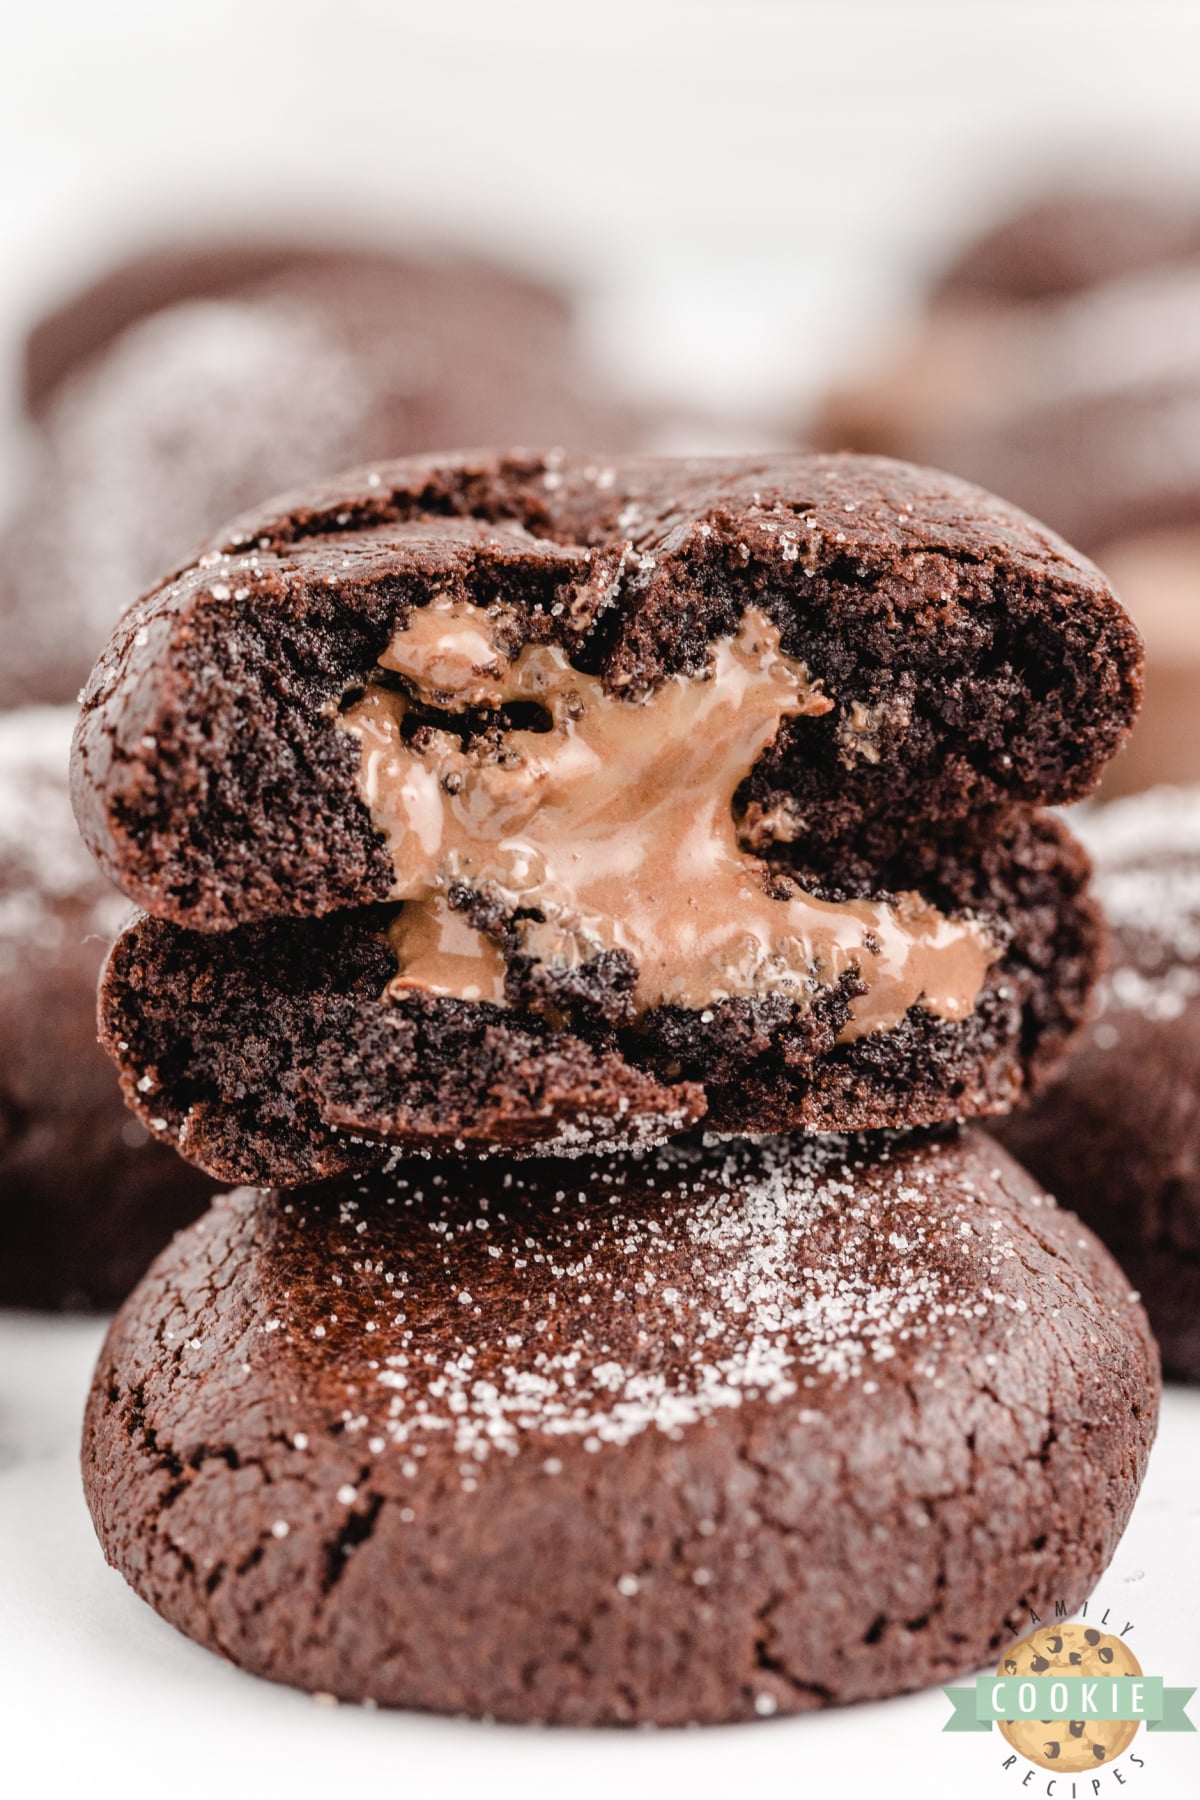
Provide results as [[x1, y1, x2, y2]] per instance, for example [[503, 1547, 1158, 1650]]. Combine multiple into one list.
[[944, 1679, 1195, 1733]]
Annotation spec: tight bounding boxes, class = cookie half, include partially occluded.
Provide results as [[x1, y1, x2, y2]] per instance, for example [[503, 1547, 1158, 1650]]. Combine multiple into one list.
[[995, 786, 1200, 1380], [98, 806, 1101, 1183], [82, 1127, 1158, 1724], [72, 450, 1140, 926]]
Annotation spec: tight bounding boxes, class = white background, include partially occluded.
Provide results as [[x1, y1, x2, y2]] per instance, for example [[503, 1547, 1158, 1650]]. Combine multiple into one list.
[[2, 4, 1200, 1797]]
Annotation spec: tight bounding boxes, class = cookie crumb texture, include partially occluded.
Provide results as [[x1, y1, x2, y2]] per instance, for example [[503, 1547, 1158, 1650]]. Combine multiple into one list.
[[995, 785, 1200, 1380], [0, 707, 213, 1308], [82, 1128, 1158, 1724]]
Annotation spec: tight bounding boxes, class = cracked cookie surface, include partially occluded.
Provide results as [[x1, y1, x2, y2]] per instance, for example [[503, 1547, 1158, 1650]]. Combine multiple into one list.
[[83, 1126, 1158, 1723], [72, 448, 1141, 928]]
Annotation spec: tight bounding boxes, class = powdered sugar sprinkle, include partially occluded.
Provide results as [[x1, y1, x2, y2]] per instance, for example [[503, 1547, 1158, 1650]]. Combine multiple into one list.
[[257, 1135, 1036, 1488]]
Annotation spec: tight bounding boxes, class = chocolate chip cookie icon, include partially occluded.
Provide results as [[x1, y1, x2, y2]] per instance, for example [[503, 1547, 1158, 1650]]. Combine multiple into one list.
[[998, 1625, 1143, 1771]]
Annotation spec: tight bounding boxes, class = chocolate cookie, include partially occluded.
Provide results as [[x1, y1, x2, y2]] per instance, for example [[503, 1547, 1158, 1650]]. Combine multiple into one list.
[[82, 1127, 1159, 1724], [0, 708, 213, 1309], [72, 450, 1141, 923], [929, 301, 1200, 800], [994, 787, 1200, 1381], [21, 242, 567, 414], [1, 244, 632, 709], [921, 263, 1200, 556], [71, 450, 1136, 1176]]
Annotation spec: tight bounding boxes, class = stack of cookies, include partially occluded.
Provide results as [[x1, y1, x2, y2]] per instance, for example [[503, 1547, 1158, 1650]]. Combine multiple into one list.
[[75, 450, 1160, 1724]]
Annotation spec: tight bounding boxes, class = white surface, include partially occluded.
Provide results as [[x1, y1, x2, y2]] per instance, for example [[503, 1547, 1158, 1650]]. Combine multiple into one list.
[[1, 1312, 1197, 1800]]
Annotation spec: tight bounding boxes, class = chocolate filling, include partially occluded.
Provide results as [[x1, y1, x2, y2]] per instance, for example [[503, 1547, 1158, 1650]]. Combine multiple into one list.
[[339, 598, 998, 1036]]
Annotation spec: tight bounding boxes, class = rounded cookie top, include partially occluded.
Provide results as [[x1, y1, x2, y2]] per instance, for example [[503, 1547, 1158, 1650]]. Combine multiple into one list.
[[20, 240, 571, 416], [822, 258, 1200, 554], [84, 1126, 1158, 1723]]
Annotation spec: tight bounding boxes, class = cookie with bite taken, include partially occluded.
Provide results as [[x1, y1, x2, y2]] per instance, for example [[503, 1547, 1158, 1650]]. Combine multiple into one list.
[[71, 450, 1141, 1181]]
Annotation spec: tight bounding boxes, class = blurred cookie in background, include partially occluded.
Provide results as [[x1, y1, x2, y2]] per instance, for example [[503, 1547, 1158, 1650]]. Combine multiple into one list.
[[816, 186, 1200, 796], [930, 186, 1200, 309], [902, 262, 1200, 553], [0, 707, 214, 1310], [817, 185, 1200, 531], [994, 786, 1200, 1381], [0, 241, 638, 708]]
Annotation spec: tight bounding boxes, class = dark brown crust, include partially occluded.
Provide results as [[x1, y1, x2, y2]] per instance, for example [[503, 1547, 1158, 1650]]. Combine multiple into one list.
[[81, 1128, 1159, 1724], [96, 810, 1103, 1185], [71, 450, 1143, 932]]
